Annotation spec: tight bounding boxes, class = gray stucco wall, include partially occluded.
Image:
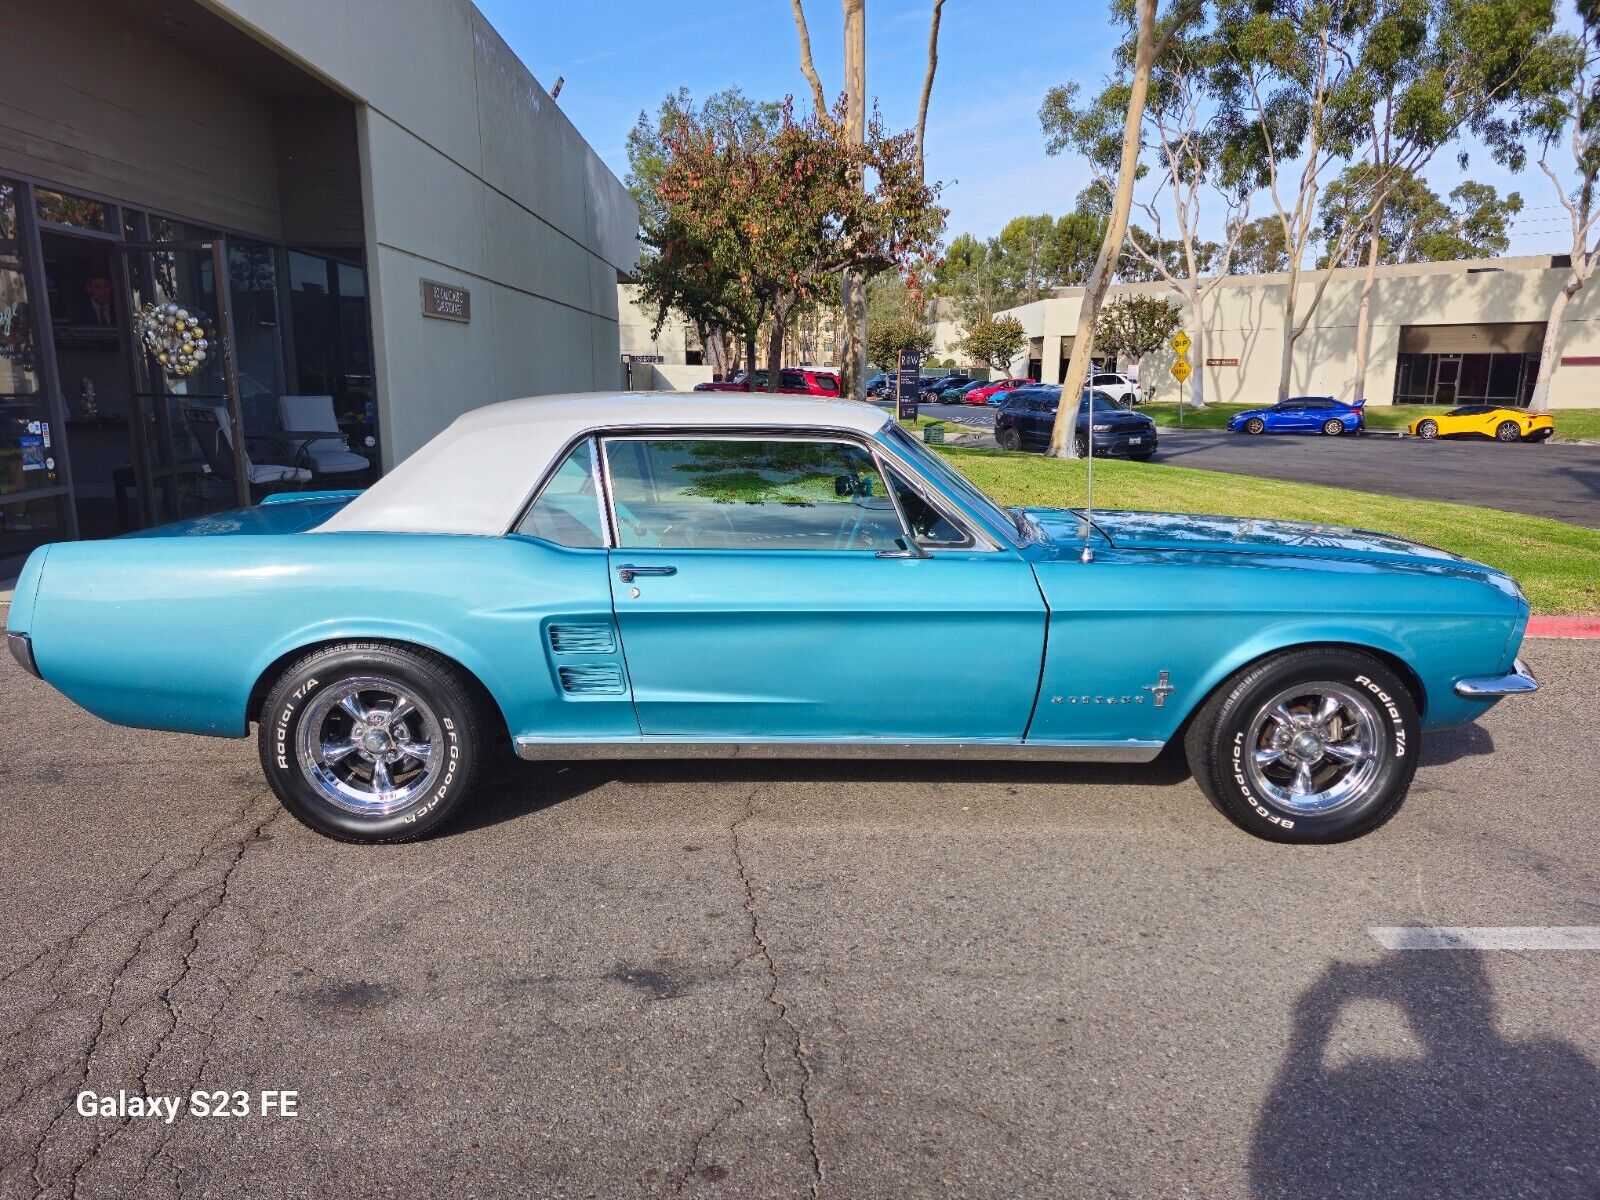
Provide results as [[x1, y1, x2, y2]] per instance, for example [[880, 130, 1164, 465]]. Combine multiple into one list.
[[0, 0, 285, 238], [207, 0, 640, 465]]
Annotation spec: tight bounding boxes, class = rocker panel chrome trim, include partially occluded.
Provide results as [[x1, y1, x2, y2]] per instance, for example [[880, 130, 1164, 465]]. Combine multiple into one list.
[[514, 737, 1164, 763]]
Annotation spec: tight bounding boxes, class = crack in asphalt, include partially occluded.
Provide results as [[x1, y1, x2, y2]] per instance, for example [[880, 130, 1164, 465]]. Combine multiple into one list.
[[728, 791, 825, 1199], [0, 795, 281, 1199]]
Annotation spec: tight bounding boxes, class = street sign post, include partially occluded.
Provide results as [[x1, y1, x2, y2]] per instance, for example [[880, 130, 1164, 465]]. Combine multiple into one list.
[[1171, 349, 1192, 426], [896, 349, 922, 422]]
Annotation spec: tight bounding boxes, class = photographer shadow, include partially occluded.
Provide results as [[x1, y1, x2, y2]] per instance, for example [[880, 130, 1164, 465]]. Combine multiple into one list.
[[1251, 951, 1600, 1199]]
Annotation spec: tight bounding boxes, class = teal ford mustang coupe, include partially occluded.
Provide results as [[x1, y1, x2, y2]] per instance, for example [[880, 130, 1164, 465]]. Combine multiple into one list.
[[6, 394, 1536, 844]]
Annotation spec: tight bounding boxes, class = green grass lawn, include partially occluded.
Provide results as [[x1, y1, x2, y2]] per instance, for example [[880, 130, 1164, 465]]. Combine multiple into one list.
[[936, 445, 1600, 615], [1138, 402, 1600, 442]]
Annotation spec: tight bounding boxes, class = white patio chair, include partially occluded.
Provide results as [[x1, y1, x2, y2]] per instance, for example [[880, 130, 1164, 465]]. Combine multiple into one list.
[[277, 394, 371, 478]]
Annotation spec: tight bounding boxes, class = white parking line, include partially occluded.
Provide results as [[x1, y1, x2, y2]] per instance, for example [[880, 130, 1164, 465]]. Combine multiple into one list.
[[1370, 927, 1600, 950]]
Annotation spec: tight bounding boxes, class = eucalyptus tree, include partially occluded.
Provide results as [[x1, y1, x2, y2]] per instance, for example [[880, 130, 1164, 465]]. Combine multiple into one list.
[[791, 0, 949, 399], [1485, 3, 1600, 413], [1036, 0, 1201, 457], [1043, 7, 1255, 408], [1211, 0, 1555, 402], [1317, 167, 1523, 266]]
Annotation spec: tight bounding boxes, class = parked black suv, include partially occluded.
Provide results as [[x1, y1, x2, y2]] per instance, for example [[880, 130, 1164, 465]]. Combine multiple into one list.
[[994, 386, 1158, 459]]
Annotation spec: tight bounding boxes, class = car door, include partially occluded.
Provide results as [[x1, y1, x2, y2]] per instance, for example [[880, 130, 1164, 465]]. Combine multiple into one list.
[[1276, 401, 1312, 431], [600, 433, 1046, 740]]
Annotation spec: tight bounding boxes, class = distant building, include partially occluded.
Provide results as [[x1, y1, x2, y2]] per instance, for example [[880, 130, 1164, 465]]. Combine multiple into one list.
[[997, 255, 1591, 409]]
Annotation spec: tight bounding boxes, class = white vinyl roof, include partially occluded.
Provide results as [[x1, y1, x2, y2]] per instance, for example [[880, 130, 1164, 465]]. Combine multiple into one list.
[[315, 391, 894, 536]]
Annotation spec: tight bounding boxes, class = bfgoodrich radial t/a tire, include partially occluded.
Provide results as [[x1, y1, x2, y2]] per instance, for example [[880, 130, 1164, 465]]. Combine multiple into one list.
[[1184, 648, 1420, 843], [258, 642, 486, 842]]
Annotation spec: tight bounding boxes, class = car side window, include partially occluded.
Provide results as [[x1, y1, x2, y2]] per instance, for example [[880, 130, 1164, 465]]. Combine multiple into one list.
[[814, 374, 840, 393], [886, 468, 970, 547], [779, 370, 806, 390], [515, 440, 606, 548], [602, 438, 908, 551]]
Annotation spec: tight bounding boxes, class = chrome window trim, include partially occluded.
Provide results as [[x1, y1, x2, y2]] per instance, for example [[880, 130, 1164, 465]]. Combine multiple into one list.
[[876, 424, 1012, 550], [870, 451, 983, 551], [510, 435, 611, 550], [596, 429, 925, 554], [504, 420, 1010, 554]]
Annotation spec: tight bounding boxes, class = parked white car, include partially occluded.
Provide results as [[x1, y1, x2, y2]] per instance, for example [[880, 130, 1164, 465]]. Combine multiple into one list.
[[1090, 372, 1142, 406]]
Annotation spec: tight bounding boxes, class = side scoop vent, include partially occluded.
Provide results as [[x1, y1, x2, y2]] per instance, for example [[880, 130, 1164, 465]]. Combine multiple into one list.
[[557, 664, 625, 696], [548, 623, 617, 654]]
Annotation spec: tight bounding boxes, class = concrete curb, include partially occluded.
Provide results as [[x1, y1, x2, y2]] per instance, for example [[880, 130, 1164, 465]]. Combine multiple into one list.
[[1526, 617, 1600, 639]]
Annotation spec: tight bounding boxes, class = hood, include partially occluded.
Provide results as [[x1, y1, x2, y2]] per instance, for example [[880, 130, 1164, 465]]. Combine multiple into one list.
[[1021, 506, 1494, 570], [1079, 509, 1463, 562]]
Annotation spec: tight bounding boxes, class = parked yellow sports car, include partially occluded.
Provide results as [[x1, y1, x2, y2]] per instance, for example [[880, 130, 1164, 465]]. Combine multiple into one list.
[[1408, 405, 1555, 443]]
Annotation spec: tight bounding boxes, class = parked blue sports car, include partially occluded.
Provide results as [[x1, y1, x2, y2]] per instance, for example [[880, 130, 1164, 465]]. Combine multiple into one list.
[[7, 394, 1535, 845], [1229, 397, 1366, 436]]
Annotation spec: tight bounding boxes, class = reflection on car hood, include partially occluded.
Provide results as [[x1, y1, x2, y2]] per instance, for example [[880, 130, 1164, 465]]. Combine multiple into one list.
[[1023, 507, 1465, 563]]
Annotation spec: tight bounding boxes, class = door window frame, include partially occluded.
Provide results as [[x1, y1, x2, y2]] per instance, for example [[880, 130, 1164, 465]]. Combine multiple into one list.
[[509, 426, 997, 553]]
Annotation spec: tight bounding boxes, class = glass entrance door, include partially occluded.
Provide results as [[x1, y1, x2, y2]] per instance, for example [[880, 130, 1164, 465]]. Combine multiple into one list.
[[1433, 356, 1461, 407], [113, 239, 249, 524]]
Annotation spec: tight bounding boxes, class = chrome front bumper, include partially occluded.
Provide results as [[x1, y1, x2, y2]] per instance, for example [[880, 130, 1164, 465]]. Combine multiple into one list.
[[7, 632, 40, 679], [1454, 658, 1538, 698]]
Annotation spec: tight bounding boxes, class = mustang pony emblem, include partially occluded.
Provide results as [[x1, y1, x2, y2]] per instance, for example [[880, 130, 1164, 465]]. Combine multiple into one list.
[[1142, 670, 1176, 707]]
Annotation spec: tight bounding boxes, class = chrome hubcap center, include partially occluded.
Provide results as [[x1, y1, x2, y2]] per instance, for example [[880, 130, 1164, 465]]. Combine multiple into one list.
[[1290, 731, 1323, 760], [360, 726, 393, 756]]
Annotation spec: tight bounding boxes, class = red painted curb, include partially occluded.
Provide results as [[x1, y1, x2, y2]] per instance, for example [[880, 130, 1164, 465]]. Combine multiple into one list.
[[1526, 617, 1600, 639]]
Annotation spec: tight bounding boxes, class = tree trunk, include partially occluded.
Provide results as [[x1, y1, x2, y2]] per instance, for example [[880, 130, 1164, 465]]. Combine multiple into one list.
[[1188, 293, 1206, 409], [1528, 279, 1577, 414], [744, 329, 759, 382], [1351, 199, 1383, 403], [765, 312, 787, 392], [1047, 0, 1159, 458], [841, 0, 868, 400], [1275, 271, 1299, 402]]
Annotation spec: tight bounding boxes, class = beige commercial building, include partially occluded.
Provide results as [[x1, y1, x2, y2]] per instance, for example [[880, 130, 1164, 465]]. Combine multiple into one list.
[[998, 254, 1595, 409]]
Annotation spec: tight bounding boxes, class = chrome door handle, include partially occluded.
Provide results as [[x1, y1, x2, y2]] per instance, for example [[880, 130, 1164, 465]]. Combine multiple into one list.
[[616, 564, 677, 583]]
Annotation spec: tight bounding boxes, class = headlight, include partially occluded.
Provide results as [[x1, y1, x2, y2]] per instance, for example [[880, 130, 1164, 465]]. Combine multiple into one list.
[[1092, 423, 1113, 432]]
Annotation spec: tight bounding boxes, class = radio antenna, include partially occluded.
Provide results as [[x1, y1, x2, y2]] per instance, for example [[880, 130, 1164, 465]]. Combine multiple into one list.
[[1081, 385, 1095, 563]]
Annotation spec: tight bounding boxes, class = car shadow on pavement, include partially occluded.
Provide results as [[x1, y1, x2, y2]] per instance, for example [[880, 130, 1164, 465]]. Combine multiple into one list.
[[1418, 722, 1495, 767], [446, 752, 1196, 836], [1250, 951, 1600, 1199]]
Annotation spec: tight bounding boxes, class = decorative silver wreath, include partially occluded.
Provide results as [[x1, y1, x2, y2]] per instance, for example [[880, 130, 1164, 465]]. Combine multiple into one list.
[[135, 301, 211, 378]]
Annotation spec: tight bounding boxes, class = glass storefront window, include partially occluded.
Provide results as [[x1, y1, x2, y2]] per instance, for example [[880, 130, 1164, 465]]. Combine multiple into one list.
[[35, 188, 109, 233], [1, 179, 68, 567], [288, 249, 378, 466]]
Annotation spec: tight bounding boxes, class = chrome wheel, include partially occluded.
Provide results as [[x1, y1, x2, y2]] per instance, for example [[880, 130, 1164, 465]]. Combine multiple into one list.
[[1243, 681, 1386, 816], [1416, 420, 1438, 439], [1495, 421, 1520, 442], [295, 676, 445, 817]]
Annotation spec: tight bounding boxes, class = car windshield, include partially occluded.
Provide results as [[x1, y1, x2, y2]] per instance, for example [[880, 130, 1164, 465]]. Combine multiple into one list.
[[1078, 393, 1119, 413], [882, 423, 1015, 536]]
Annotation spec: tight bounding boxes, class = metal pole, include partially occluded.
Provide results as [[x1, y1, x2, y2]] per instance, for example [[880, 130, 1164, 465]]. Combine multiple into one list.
[[1081, 387, 1094, 563]]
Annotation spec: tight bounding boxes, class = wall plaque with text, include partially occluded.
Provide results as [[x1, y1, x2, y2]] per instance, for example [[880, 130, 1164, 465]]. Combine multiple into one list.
[[420, 279, 471, 322], [1206, 357, 1239, 367]]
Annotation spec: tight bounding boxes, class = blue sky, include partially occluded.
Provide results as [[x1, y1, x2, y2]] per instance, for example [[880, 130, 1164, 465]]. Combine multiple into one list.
[[478, 0, 1568, 256]]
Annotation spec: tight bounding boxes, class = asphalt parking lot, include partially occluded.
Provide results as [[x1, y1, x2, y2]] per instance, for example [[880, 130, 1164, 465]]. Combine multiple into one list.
[[2, 636, 1596, 1198], [911, 401, 1600, 529]]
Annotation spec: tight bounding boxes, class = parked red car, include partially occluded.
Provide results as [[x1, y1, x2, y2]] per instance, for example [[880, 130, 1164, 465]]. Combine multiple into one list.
[[695, 369, 841, 396], [964, 378, 1032, 405]]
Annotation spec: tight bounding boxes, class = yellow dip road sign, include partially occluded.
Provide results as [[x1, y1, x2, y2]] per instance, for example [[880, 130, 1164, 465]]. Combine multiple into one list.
[[1170, 357, 1192, 382], [1171, 331, 1192, 355]]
